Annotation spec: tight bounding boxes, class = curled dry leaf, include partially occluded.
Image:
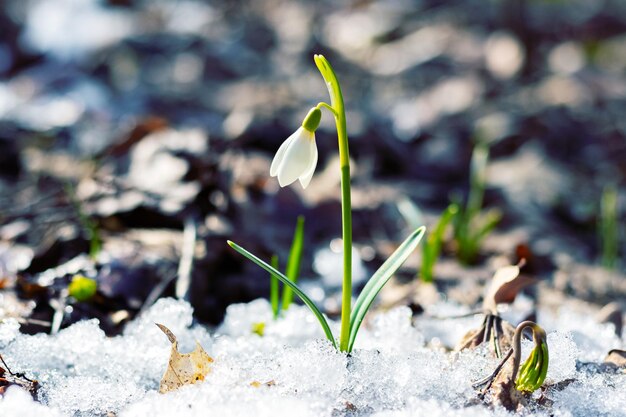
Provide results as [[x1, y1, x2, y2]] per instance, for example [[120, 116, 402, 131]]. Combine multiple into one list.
[[156, 323, 214, 394], [604, 349, 626, 369], [483, 262, 536, 314], [457, 262, 537, 356]]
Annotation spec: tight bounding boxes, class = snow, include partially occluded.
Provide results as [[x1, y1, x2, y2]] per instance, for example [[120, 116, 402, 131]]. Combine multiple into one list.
[[0, 298, 624, 417]]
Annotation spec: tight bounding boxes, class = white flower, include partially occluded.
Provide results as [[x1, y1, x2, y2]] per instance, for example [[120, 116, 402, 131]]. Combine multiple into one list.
[[270, 126, 318, 188]]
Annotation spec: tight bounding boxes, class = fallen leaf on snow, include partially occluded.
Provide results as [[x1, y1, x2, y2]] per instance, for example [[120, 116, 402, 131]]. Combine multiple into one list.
[[156, 323, 214, 393], [483, 261, 536, 314]]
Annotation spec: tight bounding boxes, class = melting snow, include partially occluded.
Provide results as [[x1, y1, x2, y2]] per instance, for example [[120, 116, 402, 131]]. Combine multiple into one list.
[[0, 298, 624, 417]]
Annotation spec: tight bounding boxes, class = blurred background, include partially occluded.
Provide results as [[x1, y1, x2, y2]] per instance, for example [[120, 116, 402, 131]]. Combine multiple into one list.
[[0, 0, 624, 333]]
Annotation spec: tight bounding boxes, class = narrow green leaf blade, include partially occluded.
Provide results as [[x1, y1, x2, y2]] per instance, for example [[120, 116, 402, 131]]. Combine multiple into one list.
[[227, 240, 336, 348], [431, 204, 458, 250], [270, 255, 280, 319], [468, 143, 489, 219], [396, 197, 424, 231], [282, 216, 305, 309], [473, 209, 501, 244], [600, 185, 618, 269], [421, 204, 458, 282], [348, 226, 426, 351]]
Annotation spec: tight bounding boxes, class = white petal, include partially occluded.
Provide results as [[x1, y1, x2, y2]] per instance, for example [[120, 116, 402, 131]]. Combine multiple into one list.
[[298, 136, 318, 189], [276, 128, 313, 187], [270, 131, 297, 177]]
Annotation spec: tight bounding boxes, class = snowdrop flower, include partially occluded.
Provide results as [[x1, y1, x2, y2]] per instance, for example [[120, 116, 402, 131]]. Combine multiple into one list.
[[270, 107, 321, 189]]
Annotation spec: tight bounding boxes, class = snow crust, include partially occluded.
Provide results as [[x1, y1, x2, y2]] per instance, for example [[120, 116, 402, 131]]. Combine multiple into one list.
[[0, 298, 624, 417]]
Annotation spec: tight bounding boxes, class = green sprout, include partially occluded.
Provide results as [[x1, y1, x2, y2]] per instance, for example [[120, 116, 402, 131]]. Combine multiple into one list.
[[68, 274, 98, 302], [452, 143, 501, 264], [228, 55, 426, 352], [599, 185, 620, 270], [419, 204, 458, 283], [474, 321, 549, 395], [514, 324, 549, 393], [65, 184, 102, 260], [270, 216, 305, 319]]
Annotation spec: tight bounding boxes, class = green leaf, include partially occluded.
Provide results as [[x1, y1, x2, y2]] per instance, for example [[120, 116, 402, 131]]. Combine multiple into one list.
[[348, 226, 426, 351], [396, 197, 424, 231], [282, 216, 305, 310], [421, 204, 458, 283], [270, 255, 280, 319], [516, 343, 548, 392], [474, 209, 501, 243], [467, 143, 488, 219], [537, 341, 549, 387], [600, 185, 619, 269], [227, 240, 336, 348], [452, 143, 500, 265], [314, 55, 343, 110]]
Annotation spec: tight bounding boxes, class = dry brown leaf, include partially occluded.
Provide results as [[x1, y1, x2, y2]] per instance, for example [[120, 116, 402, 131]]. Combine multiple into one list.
[[156, 323, 214, 394], [483, 263, 536, 314], [604, 349, 626, 368], [489, 359, 526, 412]]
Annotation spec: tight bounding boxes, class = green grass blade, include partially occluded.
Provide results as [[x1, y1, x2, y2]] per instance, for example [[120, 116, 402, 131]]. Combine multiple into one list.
[[468, 143, 488, 219], [348, 226, 426, 351], [227, 240, 336, 348], [282, 216, 305, 309], [432, 205, 459, 248], [396, 197, 424, 230], [600, 185, 619, 269], [472, 209, 501, 251], [454, 143, 492, 265], [270, 255, 280, 319], [420, 204, 458, 282]]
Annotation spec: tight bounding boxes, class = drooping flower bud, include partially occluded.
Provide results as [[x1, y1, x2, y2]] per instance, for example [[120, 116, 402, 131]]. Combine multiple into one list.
[[270, 107, 321, 189]]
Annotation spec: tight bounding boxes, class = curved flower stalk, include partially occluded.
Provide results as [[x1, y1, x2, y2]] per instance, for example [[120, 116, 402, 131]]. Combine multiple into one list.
[[228, 55, 426, 352]]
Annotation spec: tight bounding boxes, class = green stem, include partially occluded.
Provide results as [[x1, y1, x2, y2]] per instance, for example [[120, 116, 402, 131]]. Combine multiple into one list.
[[270, 255, 280, 319], [510, 321, 544, 384], [315, 55, 352, 352], [316, 102, 338, 117]]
